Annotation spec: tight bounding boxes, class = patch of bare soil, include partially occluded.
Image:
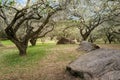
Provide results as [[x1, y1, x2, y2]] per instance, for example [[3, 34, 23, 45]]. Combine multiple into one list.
[[30, 45, 82, 80], [0, 45, 16, 51], [98, 44, 120, 50], [0, 45, 82, 80]]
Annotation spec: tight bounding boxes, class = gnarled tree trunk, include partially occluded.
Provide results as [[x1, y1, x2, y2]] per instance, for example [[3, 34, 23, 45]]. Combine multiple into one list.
[[1, 2, 62, 56], [15, 41, 28, 56], [80, 29, 91, 41], [5, 28, 28, 56]]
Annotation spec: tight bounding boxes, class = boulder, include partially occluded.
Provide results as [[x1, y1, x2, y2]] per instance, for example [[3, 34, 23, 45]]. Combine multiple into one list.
[[77, 41, 99, 51], [57, 37, 75, 44], [67, 49, 120, 80]]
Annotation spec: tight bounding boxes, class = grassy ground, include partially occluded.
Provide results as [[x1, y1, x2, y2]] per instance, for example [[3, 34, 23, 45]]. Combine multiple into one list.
[[0, 40, 120, 80]]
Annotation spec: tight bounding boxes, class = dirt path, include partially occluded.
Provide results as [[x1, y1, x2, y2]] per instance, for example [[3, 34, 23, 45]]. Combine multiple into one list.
[[27, 45, 82, 80]]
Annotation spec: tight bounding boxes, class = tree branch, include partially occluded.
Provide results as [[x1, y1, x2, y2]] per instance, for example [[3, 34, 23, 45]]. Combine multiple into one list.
[[39, 25, 54, 38]]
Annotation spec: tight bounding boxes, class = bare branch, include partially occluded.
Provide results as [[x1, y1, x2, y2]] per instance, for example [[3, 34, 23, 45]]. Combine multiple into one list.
[[0, 8, 9, 25], [4, 5, 19, 12], [39, 25, 54, 38]]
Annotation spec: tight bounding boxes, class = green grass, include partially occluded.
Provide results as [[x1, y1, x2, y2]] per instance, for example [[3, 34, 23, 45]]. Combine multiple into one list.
[[1, 40, 56, 46], [1, 40, 14, 46], [0, 42, 57, 78], [0, 43, 55, 68], [0, 41, 120, 80]]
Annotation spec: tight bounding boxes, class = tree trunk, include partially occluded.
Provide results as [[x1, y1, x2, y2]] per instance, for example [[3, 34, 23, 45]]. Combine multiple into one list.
[[104, 40, 107, 44], [80, 29, 91, 41], [88, 35, 94, 43], [82, 33, 90, 41], [15, 41, 28, 56], [108, 40, 112, 44], [18, 46, 27, 56], [50, 36, 54, 40], [107, 37, 113, 44], [30, 38, 37, 46]]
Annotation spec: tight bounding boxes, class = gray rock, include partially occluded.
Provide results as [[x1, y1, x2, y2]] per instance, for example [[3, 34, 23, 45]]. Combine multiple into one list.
[[67, 49, 120, 80], [100, 71, 120, 80], [77, 41, 99, 51], [57, 37, 75, 44]]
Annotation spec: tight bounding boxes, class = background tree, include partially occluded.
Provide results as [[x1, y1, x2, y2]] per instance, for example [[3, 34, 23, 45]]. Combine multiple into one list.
[[66, 0, 120, 41], [29, 21, 55, 46], [28, 0, 71, 46], [47, 20, 80, 42], [97, 21, 120, 44]]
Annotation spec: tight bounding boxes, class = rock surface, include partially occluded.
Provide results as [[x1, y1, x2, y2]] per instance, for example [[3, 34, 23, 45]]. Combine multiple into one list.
[[67, 49, 120, 80], [57, 37, 75, 44], [77, 41, 99, 51]]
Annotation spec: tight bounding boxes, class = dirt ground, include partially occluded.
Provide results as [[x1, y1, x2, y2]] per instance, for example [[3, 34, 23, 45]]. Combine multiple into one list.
[[0, 44, 120, 80]]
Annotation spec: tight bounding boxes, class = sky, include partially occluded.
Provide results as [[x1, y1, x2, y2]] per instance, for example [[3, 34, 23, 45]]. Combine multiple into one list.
[[17, 0, 27, 4]]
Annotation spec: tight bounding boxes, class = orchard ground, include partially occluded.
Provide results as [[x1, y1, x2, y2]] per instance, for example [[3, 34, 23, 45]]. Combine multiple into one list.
[[0, 40, 120, 80]]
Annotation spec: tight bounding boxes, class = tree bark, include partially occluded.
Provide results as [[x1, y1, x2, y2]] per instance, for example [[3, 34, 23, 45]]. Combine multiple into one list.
[[15, 42, 28, 56], [5, 29, 28, 56], [106, 33, 113, 44], [18, 46, 27, 56], [104, 40, 107, 44], [108, 39, 112, 44], [79, 28, 92, 41], [30, 38, 37, 46], [81, 32, 91, 41]]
